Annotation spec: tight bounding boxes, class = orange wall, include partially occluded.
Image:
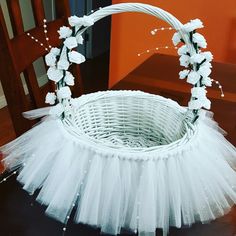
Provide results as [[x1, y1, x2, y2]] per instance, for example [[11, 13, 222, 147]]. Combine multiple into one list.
[[109, 0, 236, 87]]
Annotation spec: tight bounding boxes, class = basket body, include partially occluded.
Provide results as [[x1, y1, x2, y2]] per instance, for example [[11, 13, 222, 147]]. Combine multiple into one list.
[[0, 2, 236, 236]]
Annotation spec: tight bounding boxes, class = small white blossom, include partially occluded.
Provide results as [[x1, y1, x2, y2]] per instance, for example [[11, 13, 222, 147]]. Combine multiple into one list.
[[172, 32, 182, 46], [192, 33, 207, 48], [68, 51, 85, 64], [45, 92, 57, 105], [177, 45, 189, 56], [188, 97, 211, 110], [201, 51, 213, 62], [191, 87, 207, 99], [57, 86, 72, 99], [64, 37, 78, 49], [68, 16, 81, 27], [45, 52, 56, 67], [57, 58, 69, 70], [76, 35, 84, 44], [198, 64, 212, 77], [49, 103, 64, 117], [202, 77, 212, 87], [47, 67, 63, 82], [50, 47, 60, 56], [202, 61, 212, 69], [190, 53, 205, 64], [187, 71, 201, 85], [58, 26, 72, 39], [179, 54, 190, 67], [179, 69, 189, 79], [68, 15, 94, 27], [64, 71, 75, 86], [182, 19, 204, 32]]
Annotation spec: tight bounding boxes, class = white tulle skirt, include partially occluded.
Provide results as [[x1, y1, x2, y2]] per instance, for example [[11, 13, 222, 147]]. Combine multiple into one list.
[[1, 108, 236, 236]]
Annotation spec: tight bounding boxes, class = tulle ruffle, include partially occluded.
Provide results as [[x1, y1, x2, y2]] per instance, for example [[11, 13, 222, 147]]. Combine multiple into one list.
[[1, 111, 236, 236]]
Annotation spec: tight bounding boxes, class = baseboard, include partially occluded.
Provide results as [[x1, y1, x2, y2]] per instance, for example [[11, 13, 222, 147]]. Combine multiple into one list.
[[0, 74, 48, 109]]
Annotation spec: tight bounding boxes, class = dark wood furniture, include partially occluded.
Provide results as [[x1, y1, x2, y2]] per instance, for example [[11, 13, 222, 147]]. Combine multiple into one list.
[[113, 53, 236, 145], [0, 0, 83, 136]]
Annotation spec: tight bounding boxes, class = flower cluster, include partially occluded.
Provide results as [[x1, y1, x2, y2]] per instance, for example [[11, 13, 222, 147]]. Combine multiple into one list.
[[44, 15, 94, 117], [172, 19, 213, 110]]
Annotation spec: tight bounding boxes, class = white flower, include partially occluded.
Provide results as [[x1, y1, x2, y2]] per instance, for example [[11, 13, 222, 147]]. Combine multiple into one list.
[[81, 15, 94, 26], [201, 51, 213, 62], [45, 52, 56, 67], [64, 37, 78, 49], [191, 87, 207, 99], [187, 71, 201, 84], [68, 15, 94, 27], [68, 16, 82, 27], [188, 97, 211, 110], [202, 61, 212, 68], [76, 35, 84, 44], [45, 92, 57, 105], [57, 58, 69, 70], [68, 51, 85, 64], [179, 69, 189, 79], [179, 54, 190, 67], [47, 67, 63, 82], [190, 53, 205, 64], [64, 71, 75, 86], [202, 77, 212, 87], [57, 26, 72, 39], [57, 86, 72, 99], [182, 19, 204, 32], [49, 103, 64, 117], [50, 47, 60, 56], [172, 32, 182, 46], [198, 64, 212, 77], [177, 45, 189, 56], [192, 33, 207, 48]]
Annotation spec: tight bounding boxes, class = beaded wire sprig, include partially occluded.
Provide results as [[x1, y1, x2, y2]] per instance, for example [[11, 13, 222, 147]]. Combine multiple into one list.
[[26, 18, 52, 52]]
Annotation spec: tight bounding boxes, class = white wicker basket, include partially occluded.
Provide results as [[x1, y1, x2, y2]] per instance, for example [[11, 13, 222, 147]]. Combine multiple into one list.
[[1, 3, 236, 236]]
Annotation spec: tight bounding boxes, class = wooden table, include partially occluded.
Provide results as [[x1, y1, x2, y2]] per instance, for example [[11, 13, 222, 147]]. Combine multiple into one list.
[[113, 53, 236, 145]]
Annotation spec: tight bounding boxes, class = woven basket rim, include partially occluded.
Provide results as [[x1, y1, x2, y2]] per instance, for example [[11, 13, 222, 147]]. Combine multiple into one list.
[[61, 90, 198, 160]]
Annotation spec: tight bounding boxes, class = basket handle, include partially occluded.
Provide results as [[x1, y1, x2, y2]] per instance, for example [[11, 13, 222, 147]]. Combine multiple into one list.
[[46, 3, 213, 122]]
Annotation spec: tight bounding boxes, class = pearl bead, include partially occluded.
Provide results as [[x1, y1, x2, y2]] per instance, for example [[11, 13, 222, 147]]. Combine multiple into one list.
[[165, 46, 169, 49], [43, 25, 46, 28], [216, 81, 219, 84], [151, 31, 155, 35], [35, 39, 38, 42], [49, 45, 52, 48], [13, 171, 17, 174], [43, 19, 47, 23], [219, 85, 222, 88], [221, 94, 224, 97], [31, 36, 34, 39], [91, 10, 94, 13], [72, 203, 75, 207], [3, 178, 6, 181], [44, 30, 47, 33], [154, 29, 157, 32], [63, 227, 66, 231], [156, 48, 159, 50], [40, 43, 43, 46], [146, 50, 150, 53], [169, 27, 172, 30], [134, 229, 137, 234], [67, 216, 70, 219], [138, 54, 140, 56]]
